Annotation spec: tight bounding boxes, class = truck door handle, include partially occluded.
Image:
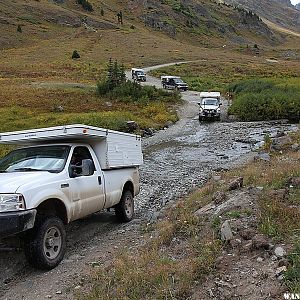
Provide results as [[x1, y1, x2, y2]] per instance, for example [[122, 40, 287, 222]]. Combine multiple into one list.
[[98, 176, 102, 185]]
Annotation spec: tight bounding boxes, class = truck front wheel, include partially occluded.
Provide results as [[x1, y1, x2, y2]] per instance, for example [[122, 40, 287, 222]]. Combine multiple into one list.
[[24, 216, 66, 270], [115, 190, 134, 222]]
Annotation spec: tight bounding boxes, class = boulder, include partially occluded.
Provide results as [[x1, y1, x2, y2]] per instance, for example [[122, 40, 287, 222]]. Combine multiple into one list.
[[271, 135, 292, 151], [289, 177, 300, 188], [274, 246, 286, 258], [220, 220, 234, 241], [252, 234, 270, 250], [228, 177, 243, 191], [212, 191, 227, 204]]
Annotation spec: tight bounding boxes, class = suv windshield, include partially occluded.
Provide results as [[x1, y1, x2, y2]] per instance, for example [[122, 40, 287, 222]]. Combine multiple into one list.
[[173, 78, 184, 84], [137, 71, 145, 76], [0, 145, 70, 173], [202, 98, 219, 106]]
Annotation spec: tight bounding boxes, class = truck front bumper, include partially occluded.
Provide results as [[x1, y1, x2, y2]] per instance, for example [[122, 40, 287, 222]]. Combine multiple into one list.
[[0, 209, 36, 238]]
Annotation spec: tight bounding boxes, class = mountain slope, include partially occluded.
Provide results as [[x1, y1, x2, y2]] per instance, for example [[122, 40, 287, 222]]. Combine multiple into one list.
[[0, 0, 279, 52], [224, 0, 300, 32]]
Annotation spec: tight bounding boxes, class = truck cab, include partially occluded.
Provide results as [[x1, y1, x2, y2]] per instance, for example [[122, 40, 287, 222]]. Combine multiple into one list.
[[161, 76, 188, 91], [0, 125, 143, 270]]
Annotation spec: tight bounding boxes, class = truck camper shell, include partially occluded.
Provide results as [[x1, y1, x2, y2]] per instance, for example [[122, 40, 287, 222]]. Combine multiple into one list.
[[0, 124, 143, 170], [199, 92, 221, 99]]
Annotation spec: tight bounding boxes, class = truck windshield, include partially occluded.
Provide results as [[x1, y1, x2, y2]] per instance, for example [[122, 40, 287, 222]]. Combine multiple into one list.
[[0, 145, 70, 173], [202, 98, 219, 105]]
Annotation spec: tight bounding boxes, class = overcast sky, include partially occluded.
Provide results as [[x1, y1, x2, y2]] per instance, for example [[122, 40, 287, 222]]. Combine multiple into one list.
[[291, 0, 299, 5]]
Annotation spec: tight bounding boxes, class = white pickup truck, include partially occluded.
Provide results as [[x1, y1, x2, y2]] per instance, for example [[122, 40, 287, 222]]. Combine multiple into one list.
[[0, 124, 143, 269]]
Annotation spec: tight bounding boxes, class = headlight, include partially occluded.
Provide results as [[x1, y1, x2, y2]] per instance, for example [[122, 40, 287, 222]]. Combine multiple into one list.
[[0, 194, 25, 212]]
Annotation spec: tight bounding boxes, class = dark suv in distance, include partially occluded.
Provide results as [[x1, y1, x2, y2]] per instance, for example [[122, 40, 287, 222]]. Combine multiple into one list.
[[161, 76, 188, 91]]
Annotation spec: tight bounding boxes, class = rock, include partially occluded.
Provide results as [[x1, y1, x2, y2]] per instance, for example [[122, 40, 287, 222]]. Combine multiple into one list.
[[277, 275, 284, 281], [241, 241, 253, 253], [289, 177, 300, 188], [74, 285, 81, 290], [212, 175, 222, 181], [274, 246, 286, 258], [278, 258, 289, 267], [220, 220, 234, 241], [240, 228, 256, 240], [291, 143, 300, 151], [56, 291, 62, 295], [194, 202, 216, 217], [252, 234, 269, 250], [53, 105, 64, 112], [254, 152, 271, 162], [230, 238, 242, 248], [212, 191, 253, 217], [164, 121, 173, 128], [270, 255, 278, 261], [228, 177, 243, 191], [126, 121, 139, 132], [271, 135, 292, 151], [275, 266, 287, 277], [143, 128, 154, 136], [257, 257, 264, 262], [212, 191, 227, 204], [275, 130, 285, 138], [105, 101, 112, 107], [252, 271, 259, 278], [268, 188, 289, 201]]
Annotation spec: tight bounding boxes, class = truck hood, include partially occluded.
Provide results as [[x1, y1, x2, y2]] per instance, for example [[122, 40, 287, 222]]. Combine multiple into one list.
[[0, 172, 56, 193], [201, 105, 219, 110]]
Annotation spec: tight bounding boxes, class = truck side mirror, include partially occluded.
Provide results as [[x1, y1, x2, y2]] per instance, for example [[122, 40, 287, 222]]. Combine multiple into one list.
[[82, 159, 94, 176], [219, 103, 222, 106]]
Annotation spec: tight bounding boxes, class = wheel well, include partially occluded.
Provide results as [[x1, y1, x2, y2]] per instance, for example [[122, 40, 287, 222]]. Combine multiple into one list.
[[36, 199, 68, 224], [123, 181, 134, 196]]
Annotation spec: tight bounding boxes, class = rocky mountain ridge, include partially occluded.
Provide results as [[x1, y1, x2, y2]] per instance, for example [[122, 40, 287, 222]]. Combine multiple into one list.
[[224, 0, 300, 31]]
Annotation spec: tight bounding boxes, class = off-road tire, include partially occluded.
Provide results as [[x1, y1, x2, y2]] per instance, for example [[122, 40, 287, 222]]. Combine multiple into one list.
[[24, 216, 66, 270], [199, 115, 203, 121], [115, 190, 134, 222]]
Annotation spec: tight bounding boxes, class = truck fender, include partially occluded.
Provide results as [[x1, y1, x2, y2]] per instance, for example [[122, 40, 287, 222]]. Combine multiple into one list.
[[28, 189, 71, 223]]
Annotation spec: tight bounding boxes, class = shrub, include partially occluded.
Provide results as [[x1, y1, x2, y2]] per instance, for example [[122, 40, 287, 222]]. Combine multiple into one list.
[[17, 25, 22, 33], [228, 78, 300, 121], [71, 50, 80, 59]]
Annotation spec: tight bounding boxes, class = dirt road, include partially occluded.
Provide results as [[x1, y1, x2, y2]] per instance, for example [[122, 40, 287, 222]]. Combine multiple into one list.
[[0, 63, 297, 300]]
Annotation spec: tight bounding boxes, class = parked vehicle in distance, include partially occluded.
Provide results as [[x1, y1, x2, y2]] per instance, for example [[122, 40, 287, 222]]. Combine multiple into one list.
[[131, 68, 146, 82], [0, 124, 143, 270], [161, 76, 188, 91], [198, 92, 222, 121]]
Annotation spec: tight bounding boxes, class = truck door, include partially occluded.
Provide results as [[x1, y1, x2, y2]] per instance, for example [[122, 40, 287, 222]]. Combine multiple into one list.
[[67, 146, 105, 220]]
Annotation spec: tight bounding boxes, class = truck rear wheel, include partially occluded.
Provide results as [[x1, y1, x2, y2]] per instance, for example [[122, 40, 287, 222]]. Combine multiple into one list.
[[24, 216, 66, 270], [115, 190, 134, 222]]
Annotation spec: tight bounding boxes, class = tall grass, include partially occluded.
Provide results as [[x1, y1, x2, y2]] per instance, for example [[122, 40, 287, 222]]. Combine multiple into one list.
[[228, 78, 300, 121]]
